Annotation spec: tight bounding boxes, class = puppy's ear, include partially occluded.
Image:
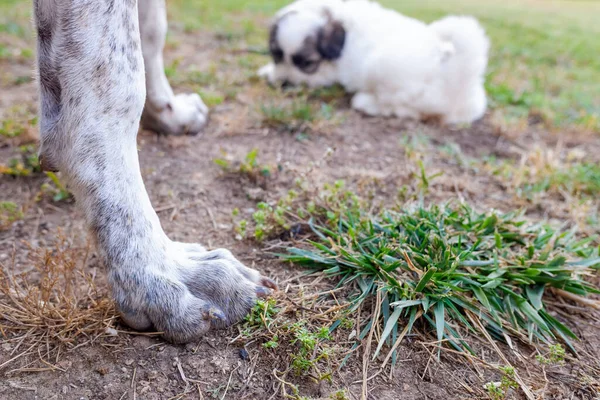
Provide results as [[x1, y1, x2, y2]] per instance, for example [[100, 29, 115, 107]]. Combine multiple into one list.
[[317, 20, 346, 60], [269, 10, 297, 64], [269, 23, 284, 64]]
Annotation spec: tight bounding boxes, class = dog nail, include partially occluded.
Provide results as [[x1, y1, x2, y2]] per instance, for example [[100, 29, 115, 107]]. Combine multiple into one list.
[[256, 286, 272, 299], [203, 307, 225, 321], [261, 278, 278, 290]]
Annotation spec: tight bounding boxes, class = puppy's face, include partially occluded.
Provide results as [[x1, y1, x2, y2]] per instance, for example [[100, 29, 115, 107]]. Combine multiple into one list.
[[269, 10, 346, 76]]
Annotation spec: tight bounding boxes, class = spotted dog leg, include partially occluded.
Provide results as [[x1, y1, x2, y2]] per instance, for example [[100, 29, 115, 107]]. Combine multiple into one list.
[[34, 0, 276, 343], [138, 0, 208, 135]]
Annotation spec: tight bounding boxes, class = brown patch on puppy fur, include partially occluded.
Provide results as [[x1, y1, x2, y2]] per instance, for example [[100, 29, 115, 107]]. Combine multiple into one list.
[[291, 35, 322, 74], [317, 19, 346, 60], [269, 23, 284, 64], [289, 18, 346, 75]]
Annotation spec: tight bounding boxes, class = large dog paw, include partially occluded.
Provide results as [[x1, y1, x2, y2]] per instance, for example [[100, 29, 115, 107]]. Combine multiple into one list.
[[141, 93, 209, 136], [114, 242, 276, 343]]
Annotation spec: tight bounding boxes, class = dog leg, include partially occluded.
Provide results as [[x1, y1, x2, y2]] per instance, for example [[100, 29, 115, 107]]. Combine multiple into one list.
[[138, 0, 208, 135], [34, 0, 275, 343]]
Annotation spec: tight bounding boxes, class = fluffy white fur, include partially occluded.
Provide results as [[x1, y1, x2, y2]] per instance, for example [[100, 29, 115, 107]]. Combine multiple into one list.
[[260, 0, 490, 124]]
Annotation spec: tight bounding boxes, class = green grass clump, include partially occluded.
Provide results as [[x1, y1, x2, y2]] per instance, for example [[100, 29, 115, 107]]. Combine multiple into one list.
[[282, 201, 600, 359]]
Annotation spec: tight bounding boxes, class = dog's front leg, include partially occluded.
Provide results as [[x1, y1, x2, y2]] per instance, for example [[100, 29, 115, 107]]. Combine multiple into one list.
[[34, 0, 275, 343], [138, 0, 208, 136]]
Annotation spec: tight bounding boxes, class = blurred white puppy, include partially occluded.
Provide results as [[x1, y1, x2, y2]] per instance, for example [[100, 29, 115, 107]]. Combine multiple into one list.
[[259, 0, 490, 124]]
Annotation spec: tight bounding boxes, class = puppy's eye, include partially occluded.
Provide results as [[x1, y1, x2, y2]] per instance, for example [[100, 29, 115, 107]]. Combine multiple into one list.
[[292, 54, 318, 73], [292, 55, 310, 68]]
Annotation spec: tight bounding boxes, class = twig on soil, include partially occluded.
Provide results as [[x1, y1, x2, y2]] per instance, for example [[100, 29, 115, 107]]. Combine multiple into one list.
[[131, 366, 137, 389], [272, 368, 298, 399], [220, 365, 239, 400], [551, 288, 600, 310], [0, 342, 37, 370], [361, 290, 382, 400], [155, 204, 177, 213], [174, 357, 189, 386], [205, 206, 218, 230], [467, 311, 535, 400], [420, 341, 437, 381]]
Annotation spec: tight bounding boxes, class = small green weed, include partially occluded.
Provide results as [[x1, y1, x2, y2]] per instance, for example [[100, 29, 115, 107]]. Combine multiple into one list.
[[260, 98, 334, 133], [180, 68, 218, 87], [40, 172, 72, 203], [0, 145, 41, 177], [252, 201, 288, 241], [0, 21, 26, 37], [0, 146, 72, 202], [329, 390, 350, 400], [260, 101, 312, 130], [0, 45, 32, 61], [0, 115, 37, 139], [197, 90, 225, 107], [241, 181, 360, 241], [244, 298, 279, 328], [232, 209, 249, 240], [486, 383, 504, 400], [307, 85, 347, 103], [214, 148, 273, 186], [0, 201, 23, 230], [536, 343, 566, 365], [242, 298, 337, 380], [485, 366, 519, 400], [164, 57, 182, 79], [417, 160, 443, 193]]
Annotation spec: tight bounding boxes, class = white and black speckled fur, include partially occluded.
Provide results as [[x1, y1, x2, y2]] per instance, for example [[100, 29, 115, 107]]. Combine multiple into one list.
[[33, 0, 276, 344], [260, 0, 490, 125]]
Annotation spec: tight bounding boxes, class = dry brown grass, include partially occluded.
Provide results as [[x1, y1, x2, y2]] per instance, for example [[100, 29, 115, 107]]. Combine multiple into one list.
[[0, 236, 118, 374]]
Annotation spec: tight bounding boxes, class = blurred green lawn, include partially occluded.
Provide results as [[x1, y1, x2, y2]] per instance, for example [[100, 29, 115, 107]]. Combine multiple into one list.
[[2, 0, 599, 132]]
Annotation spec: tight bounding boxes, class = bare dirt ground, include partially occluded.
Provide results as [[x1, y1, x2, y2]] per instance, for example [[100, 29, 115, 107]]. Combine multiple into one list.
[[1, 18, 599, 400]]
